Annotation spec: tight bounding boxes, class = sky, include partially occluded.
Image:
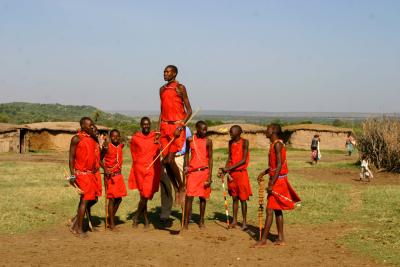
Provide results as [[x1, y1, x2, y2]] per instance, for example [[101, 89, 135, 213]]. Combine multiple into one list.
[[0, 0, 399, 113]]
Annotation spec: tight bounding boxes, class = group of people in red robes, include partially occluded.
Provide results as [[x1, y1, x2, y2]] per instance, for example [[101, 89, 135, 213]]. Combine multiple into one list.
[[66, 65, 301, 247]]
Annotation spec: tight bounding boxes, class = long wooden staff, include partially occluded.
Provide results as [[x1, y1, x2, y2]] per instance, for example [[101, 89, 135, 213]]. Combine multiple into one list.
[[258, 178, 265, 240], [272, 191, 301, 207], [147, 108, 201, 170], [63, 169, 93, 231], [104, 176, 109, 229], [221, 175, 230, 228]]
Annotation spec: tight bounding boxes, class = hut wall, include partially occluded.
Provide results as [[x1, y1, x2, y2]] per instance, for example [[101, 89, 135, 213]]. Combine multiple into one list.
[[26, 131, 74, 151], [209, 133, 269, 149], [0, 130, 20, 153], [287, 130, 348, 150]]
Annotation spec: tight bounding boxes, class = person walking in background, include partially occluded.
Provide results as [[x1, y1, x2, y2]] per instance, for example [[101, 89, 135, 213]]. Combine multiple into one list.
[[311, 134, 321, 165], [345, 133, 356, 156]]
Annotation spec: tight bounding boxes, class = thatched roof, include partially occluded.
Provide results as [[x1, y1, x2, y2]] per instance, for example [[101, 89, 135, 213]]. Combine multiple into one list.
[[208, 124, 266, 134], [282, 124, 352, 133], [24, 122, 109, 133], [207, 123, 352, 135], [0, 123, 21, 133]]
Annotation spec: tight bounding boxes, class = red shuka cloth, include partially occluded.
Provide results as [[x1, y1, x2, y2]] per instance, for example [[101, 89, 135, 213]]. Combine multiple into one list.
[[104, 143, 127, 199], [74, 131, 97, 200], [267, 140, 301, 210], [160, 81, 187, 156], [94, 143, 102, 197], [128, 131, 161, 199], [160, 81, 186, 122], [186, 136, 211, 199], [227, 138, 252, 200]]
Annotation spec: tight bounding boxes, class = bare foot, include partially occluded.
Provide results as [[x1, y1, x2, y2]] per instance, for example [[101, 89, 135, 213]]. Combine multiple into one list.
[[68, 218, 77, 232], [144, 222, 150, 229], [132, 219, 139, 228], [180, 225, 189, 232], [274, 240, 286, 246], [108, 226, 119, 232], [252, 240, 267, 248], [241, 223, 248, 231], [228, 222, 237, 229], [199, 223, 206, 229], [70, 226, 88, 238]]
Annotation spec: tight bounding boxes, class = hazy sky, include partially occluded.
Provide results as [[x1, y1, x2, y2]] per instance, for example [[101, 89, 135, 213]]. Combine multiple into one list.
[[1, 0, 399, 113]]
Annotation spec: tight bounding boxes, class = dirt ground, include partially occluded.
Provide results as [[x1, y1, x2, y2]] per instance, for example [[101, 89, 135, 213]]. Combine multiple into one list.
[[0, 151, 397, 266], [0, 221, 382, 267]]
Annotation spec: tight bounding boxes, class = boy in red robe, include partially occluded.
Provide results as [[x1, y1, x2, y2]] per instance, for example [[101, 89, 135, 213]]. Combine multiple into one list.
[[101, 129, 127, 230], [129, 117, 161, 228], [255, 124, 301, 247], [156, 65, 192, 205], [182, 121, 213, 230], [67, 117, 98, 237], [218, 125, 252, 230]]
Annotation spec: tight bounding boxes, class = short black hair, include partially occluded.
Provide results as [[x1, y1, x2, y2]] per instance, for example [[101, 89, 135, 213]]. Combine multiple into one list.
[[269, 123, 282, 135], [110, 129, 120, 136], [230, 125, 243, 134], [79, 117, 93, 127], [195, 120, 207, 128], [140, 116, 151, 124], [166, 65, 178, 75]]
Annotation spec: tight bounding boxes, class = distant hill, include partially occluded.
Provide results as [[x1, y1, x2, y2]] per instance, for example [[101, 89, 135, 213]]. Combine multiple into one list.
[[0, 102, 139, 135]]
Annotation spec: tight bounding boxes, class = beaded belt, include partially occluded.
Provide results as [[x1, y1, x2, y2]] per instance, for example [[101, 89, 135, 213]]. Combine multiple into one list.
[[188, 166, 208, 173]]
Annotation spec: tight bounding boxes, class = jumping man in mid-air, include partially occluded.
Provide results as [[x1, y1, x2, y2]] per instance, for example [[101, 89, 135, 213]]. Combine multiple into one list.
[[156, 65, 192, 206]]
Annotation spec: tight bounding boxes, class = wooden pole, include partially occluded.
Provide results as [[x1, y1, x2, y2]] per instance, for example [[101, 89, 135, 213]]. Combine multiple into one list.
[[147, 108, 201, 170]]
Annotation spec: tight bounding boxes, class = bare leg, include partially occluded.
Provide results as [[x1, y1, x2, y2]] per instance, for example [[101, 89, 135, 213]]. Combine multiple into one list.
[[255, 208, 274, 246], [274, 210, 285, 245], [71, 198, 88, 237], [183, 196, 193, 230], [240, 200, 248, 230], [143, 200, 150, 228], [132, 196, 148, 228], [229, 197, 239, 228], [113, 197, 122, 215], [199, 197, 206, 228], [108, 198, 116, 230]]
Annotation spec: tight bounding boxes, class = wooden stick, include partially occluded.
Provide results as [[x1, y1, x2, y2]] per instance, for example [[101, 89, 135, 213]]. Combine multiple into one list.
[[258, 178, 265, 240], [63, 169, 91, 230], [221, 176, 230, 228], [104, 176, 109, 229], [272, 191, 301, 207], [63, 168, 83, 194], [147, 108, 201, 170], [86, 210, 93, 231]]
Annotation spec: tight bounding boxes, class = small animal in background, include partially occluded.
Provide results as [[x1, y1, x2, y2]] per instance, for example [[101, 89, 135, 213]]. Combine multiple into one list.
[[360, 158, 373, 181]]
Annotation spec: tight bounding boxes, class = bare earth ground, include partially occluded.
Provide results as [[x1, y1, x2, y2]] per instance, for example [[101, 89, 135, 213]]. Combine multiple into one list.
[[0, 221, 381, 267], [0, 151, 398, 266]]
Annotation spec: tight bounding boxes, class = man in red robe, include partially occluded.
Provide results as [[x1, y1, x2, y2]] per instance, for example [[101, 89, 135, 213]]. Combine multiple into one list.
[[182, 121, 213, 229], [218, 125, 252, 230], [156, 65, 192, 205], [67, 117, 98, 237], [101, 129, 127, 230], [255, 124, 301, 247], [129, 117, 161, 228]]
